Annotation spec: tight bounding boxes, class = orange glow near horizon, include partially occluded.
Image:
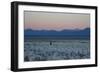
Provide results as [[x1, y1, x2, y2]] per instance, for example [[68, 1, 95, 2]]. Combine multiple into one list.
[[24, 11, 90, 31]]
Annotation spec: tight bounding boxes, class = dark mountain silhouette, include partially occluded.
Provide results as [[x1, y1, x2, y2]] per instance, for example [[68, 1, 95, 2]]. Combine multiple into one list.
[[24, 28, 90, 39]]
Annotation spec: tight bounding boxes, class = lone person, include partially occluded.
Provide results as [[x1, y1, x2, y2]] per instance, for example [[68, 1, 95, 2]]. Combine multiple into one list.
[[50, 41, 52, 45]]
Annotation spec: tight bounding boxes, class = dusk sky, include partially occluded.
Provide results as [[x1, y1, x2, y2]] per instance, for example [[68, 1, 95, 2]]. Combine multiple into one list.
[[24, 11, 90, 31]]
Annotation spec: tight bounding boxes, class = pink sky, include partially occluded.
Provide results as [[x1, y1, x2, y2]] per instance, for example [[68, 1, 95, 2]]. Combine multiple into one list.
[[24, 11, 90, 31]]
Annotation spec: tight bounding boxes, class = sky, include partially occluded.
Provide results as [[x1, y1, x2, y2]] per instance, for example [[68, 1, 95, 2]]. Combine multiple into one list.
[[24, 11, 90, 31]]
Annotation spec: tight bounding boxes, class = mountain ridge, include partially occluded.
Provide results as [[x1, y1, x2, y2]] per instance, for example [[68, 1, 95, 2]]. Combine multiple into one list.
[[24, 28, 90, 36]]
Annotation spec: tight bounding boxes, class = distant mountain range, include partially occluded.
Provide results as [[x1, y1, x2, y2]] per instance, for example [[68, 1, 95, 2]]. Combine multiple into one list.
[[25, 27, 89, 34], [24, 28, 90, 39]]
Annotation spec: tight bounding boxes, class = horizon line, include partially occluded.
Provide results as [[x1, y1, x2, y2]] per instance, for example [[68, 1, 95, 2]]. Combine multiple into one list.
[[24, 27, 90, 31]]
